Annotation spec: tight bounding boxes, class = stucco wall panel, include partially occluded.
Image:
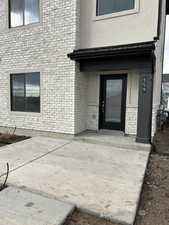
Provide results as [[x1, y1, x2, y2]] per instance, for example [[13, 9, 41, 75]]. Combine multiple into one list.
[[80, 0, 159, 48]]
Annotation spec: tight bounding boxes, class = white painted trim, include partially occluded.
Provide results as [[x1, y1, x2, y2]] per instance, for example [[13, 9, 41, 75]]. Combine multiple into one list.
[[93, 0, 140, 21]]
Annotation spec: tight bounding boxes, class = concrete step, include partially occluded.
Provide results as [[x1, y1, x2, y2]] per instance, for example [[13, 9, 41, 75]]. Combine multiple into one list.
[[75, 132, 151, 152], [0, 186, 75, 225]]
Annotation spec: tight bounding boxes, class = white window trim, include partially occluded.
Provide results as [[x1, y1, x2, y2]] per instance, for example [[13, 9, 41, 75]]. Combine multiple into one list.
[[93, 0, 140, 21]]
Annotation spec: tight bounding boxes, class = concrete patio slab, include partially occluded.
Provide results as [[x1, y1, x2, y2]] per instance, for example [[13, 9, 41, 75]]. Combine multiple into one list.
[[0, 137, 151, 225], [0, 186, 74, 225], [0, 136, 70, 175]]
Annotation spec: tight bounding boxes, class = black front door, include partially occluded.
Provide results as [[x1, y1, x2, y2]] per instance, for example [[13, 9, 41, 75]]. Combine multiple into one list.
[[99, 75, 127, 131]]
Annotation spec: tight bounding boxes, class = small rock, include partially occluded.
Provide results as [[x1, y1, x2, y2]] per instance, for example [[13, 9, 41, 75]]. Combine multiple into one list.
[[138, 210, 146, 216], [146, 181, 151, 185], [24, 202, 34, 207], [105, 204, 111, 208], [148, 201, 152, 206]]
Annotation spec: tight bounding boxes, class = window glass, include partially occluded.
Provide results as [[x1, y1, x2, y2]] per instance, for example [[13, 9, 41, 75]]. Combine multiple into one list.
[[25, 0, 39, 25], [25, 73, 40, 112], [105, 79, 122, 123], [9, 0, 39, 27], [10, 0, 23, 27], [11, 73, 40, 113], [11, 74, 25, 111], [97, 0, 135, 16]]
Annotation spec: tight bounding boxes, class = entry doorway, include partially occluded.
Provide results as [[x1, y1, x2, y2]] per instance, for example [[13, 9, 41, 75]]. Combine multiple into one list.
[[99, 74, 127, 131]]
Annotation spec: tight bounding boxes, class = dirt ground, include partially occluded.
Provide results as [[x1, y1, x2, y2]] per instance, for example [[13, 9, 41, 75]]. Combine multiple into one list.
[[153, 121, 169, 155], [65, 124, 169, 225], [0, 133, 30, 145]]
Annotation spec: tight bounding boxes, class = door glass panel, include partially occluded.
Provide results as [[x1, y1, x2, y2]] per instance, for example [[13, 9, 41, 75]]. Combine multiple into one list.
[[105, 79, 122, 123]]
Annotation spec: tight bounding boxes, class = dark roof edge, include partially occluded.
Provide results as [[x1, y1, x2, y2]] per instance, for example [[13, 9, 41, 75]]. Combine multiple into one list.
[[167, 0, 169, 15], [68, 41, 156, 61]]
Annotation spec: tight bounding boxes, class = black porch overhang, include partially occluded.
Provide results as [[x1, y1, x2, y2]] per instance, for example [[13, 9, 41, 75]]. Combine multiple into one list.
[[68, 41, 155, 61], [68, 41, 156, 72]]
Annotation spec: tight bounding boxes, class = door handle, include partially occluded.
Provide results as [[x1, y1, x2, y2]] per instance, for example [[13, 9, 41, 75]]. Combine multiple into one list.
[[102, 101, 105, 113]]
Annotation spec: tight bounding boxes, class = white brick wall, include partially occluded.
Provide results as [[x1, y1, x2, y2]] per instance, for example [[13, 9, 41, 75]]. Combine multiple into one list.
[[87, 105, 99, 130], [0, 0, 81, 134], [125, 107, 138, 135], [74, 64, 88, 134]]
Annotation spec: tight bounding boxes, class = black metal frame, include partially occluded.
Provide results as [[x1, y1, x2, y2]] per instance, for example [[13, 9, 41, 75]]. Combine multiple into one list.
[[10, 72, 40, 113], [96, 0, 99, 16], [8, 0, 11, 28], [99, 74, 127, 131]]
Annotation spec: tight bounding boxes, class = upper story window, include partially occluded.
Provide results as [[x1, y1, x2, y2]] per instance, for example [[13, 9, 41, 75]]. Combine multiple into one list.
[[9, 0, 40, 28], [11, 72, 40, 113], [96, 0, 135, 16]]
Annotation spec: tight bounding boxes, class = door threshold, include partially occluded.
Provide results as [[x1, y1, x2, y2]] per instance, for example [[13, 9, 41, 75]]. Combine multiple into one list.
[[99, 129, 125, 136]]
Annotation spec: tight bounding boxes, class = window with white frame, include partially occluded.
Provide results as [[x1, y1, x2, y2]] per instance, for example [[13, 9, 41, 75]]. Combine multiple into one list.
[[96, 0, 135, 16]]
